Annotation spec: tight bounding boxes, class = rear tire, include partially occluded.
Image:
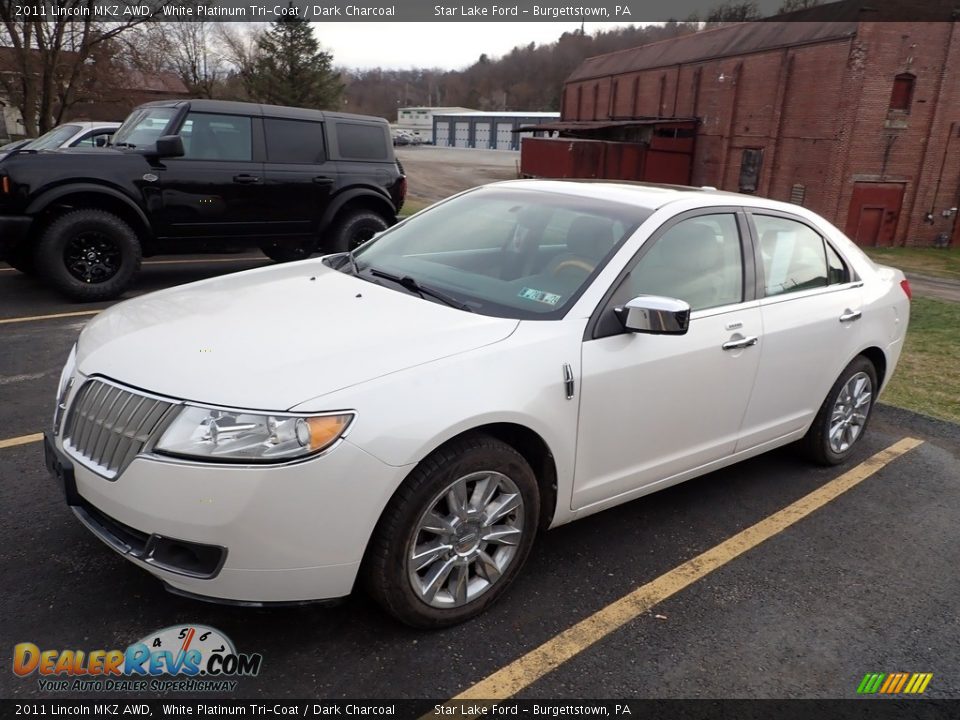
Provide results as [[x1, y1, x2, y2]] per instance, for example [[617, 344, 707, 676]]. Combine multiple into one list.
[[328, 210, 389, 253], [363, 434, 539, 628], [35, 209, 141, 302], [802, 356, 878, 466], [261, 239, 318, 263]]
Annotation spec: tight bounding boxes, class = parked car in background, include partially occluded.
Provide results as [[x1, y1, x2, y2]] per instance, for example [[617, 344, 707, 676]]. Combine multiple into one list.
[[22, 122, 120, 152], [0, 138, 33, 162], [43, 180, 910, 626], [0, 100, 405, 301]]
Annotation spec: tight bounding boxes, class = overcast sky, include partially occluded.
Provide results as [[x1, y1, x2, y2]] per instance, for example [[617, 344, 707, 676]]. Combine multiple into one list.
[[317, 22, 641, 70]]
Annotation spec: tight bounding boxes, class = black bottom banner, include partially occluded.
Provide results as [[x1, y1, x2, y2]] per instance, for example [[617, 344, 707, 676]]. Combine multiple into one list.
[[1, 700, 959, 720]]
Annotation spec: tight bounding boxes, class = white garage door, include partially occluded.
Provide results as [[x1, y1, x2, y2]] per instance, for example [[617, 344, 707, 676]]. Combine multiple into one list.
[[435, 123, 450, 147], [474, 122, 491, 149], [496, 122, 514, 150], [454, 122, 470, 148]]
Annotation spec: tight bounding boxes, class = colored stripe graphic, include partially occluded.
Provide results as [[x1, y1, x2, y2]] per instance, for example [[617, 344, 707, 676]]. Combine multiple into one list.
[[857, 672, 932, 694]]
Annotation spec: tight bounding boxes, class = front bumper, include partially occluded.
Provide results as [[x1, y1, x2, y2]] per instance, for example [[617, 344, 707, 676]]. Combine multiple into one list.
[[0, 215, 32, 258], [44, 431, 412, 604]]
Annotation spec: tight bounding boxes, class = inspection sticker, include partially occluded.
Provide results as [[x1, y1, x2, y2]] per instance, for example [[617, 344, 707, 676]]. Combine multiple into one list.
[[519, 287, 562, 305]]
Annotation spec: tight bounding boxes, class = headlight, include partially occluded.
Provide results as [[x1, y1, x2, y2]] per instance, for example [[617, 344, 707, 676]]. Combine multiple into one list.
[[153, 406, 354, 462], [53, 344, 77, 434]]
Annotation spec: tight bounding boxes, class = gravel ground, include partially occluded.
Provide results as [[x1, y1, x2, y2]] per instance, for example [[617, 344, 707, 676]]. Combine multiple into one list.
[[396, 145, 520, 204]]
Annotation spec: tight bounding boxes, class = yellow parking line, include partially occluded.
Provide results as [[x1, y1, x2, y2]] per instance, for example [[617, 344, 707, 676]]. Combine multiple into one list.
[[0, 310, 100, 325], [0, 432, 43, 450], [452, 437, 924, 701]]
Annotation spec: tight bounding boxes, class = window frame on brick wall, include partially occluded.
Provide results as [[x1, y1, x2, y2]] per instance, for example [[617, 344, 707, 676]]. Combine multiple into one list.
[[889, 73, 916, 113]]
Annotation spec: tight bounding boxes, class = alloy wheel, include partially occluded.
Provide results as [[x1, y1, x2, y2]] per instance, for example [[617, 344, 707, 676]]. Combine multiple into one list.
[[64, 232, 121, 283], [828, 371, 872, 454], [407, 471, 525, 608]]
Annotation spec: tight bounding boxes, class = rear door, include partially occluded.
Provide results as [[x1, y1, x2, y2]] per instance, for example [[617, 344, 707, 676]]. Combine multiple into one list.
[[156, 111, 268, 240], [736, 210, 864, 451], [262, 116, 333, 239]]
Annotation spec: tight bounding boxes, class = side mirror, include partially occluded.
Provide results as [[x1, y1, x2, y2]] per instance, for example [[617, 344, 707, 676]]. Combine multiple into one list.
[[94, 136, 108, 147], [155, 135, 184, 158], [614, 295, 691, 335]]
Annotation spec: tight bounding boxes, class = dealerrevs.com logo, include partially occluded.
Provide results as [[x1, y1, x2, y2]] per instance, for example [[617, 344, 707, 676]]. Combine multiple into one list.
[[13, 625, 263, 692]]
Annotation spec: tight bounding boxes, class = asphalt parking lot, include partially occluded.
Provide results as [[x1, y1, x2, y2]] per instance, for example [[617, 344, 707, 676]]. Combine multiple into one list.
[[1, 257, 959, 702]]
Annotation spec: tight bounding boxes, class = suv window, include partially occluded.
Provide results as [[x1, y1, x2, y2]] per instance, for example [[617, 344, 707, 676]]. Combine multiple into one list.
[[755, 215, 847, 296], [337, 122, 388, 160], [616, 214, 744, 312], [264, 118, 325, 163], [179, 113, 252, 162]]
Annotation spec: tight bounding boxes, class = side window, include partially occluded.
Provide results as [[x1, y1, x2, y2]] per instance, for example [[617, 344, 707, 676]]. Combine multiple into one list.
[[179, 113, 252, 162], [755, 215, 833, 297], [826, 241, 849, 285], [617, 214, 744, 312], [264, 118, 325, 163], [337, 122, 388, 160]]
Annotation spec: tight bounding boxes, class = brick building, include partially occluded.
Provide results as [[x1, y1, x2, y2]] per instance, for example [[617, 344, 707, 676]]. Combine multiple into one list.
[[558, 19, 960, 247]]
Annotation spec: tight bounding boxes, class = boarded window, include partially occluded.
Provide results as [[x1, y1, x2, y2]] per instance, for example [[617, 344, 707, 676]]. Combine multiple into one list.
[[738, 148, 763, 194], [889, 74, 915, 112]]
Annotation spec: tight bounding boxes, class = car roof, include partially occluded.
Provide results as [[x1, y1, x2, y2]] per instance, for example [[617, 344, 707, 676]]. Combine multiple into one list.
[[136, 99, 387, 124], [65, 121, 122, 131], [489, 179, 798, 214]]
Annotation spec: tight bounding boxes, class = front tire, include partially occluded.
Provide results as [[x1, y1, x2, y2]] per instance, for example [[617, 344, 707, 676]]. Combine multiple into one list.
[[364, 434, 540, 628], [802, 355, 878, 466], [328, 210, 389, 253], [35, 209, 141, 302]]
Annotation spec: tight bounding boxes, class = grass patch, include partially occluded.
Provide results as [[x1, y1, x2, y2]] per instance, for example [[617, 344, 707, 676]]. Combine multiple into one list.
[[880, 296, 960, 424], [864, 247, 960, 281], [398, 197, 431, 218]]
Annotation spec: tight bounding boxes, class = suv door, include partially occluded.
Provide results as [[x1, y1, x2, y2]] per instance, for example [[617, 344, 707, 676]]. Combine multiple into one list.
[[155, 111, 268, 241], [262, 116, 333, 238], [736, 211, 864, 450], [574, 210, 762, 511]]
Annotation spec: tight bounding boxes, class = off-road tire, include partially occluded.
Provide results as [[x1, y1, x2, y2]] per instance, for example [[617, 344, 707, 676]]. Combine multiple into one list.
[[35, 209, 141, 302], [363, 434, 540, 628], [802, 355, 878, 466], [261, 239, 319, 263], [328, 210, 389, 253]]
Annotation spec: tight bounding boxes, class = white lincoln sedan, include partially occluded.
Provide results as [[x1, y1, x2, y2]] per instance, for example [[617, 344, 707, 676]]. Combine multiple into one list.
[[45, 181, 911, 627]]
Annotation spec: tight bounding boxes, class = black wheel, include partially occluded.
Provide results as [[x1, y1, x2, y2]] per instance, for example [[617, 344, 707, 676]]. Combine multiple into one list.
[[35, 209, 141, 302], [261, 239, 318, 263], [4, 244, 37, 275], [328, 210, 389, 253], [363, 434, 540, 628], [802, 355, 878, 466]]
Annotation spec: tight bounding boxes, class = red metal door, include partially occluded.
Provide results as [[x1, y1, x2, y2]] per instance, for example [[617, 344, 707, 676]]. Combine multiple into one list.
[[845, 182, 905, 246]]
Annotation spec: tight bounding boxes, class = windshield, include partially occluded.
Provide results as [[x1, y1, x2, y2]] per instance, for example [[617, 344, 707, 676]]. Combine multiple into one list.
[[25, 125, 81, 150], [353, 187, 647, 320], [111, 107, 176, 148]]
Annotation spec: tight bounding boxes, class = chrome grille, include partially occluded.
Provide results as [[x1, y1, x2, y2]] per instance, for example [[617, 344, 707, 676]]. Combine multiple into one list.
[[63, 379, 175, 479]]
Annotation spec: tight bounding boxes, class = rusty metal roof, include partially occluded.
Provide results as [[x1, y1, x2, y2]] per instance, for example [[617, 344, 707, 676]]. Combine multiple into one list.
[[567, 21, 858, 83]]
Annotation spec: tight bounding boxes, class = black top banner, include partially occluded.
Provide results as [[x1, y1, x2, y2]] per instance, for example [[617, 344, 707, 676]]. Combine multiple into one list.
[[1, 0, 957, 22], [2, 700, 960, 720]]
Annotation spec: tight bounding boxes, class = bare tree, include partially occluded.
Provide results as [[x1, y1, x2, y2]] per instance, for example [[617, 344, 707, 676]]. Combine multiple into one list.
[[0, 2, 174, 135], [123, 21, 225, 97]]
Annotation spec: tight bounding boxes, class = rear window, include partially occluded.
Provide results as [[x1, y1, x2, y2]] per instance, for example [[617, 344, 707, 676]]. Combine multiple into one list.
[[265, 118, 325, 163], [336, 122, 388, 160]]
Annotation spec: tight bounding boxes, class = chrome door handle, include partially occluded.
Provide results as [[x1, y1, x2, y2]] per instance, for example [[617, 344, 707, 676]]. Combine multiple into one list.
[[722, 336, 758, 351], [839, 310, 862, 323]]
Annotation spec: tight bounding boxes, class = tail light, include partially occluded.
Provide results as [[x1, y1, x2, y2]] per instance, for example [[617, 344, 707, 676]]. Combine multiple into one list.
[[900, 279, 912, 300]]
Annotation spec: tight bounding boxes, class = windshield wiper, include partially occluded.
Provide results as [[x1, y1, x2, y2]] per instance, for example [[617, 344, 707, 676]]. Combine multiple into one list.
[[366, 268, 473, 312]]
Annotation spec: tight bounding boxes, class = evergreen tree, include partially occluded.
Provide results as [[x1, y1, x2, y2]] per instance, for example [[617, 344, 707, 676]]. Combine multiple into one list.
[[248, 9, 343, 109]]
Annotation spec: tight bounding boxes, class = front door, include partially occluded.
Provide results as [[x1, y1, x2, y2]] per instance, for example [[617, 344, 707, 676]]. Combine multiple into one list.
[[844, 182, 904, 247], [157, 111, 268, 241], [573, 211, 761, 511]]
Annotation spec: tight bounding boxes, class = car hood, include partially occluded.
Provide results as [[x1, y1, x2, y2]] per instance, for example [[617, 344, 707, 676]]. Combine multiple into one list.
[[77, 261, 519, 410]]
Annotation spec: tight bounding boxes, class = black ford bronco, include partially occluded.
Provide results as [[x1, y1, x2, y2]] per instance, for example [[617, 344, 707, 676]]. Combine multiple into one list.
[[0, 99, 406, 301]]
